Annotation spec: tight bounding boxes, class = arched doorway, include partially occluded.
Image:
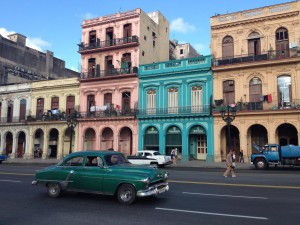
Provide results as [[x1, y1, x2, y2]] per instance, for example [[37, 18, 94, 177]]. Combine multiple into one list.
[[188, 125, 207, 160], [166, 126, 182, 156], [248, 124, 268, 153], [5, 132, 13, 155], [48, 129, 59, 158], [101, 127, 114, 150], [119, 127, 132, 155], [17, 131, 26, 158], [276, 123, 298, 146], [34, 129, 44, 158], [220, 125, 240, 161], [84, 128, 96, 150], [144, 126, 159, 151]]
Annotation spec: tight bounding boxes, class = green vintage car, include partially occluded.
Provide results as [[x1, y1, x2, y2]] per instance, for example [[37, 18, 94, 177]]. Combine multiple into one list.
[[32, 151, 169, 205]]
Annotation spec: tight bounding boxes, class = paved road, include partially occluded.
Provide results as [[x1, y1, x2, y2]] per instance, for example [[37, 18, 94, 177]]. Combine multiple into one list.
[[1, 164, 300, 225]]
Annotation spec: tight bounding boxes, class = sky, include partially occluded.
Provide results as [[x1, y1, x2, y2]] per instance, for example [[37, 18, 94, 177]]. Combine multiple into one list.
[[0, 0, 290, 72]]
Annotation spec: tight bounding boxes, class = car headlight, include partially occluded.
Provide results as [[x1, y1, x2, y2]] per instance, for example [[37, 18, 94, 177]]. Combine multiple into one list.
[[164, 172, 168, 179], [142, 177, 150, 187]]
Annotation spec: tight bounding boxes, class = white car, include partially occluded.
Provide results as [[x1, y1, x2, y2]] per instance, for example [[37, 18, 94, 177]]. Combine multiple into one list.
[[128, 150, 172, 167]]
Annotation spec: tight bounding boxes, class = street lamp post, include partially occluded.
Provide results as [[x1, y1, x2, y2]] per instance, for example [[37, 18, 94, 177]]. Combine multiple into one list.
[[220, 105, 237, 151], [67, 112, 78, 154]]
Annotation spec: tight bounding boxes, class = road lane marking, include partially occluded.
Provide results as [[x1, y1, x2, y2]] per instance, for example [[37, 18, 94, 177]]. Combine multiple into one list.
[[156, 207, 268, 220], [183, 192, 268, 199], [169, 180, 300, 189], [0, 179, 21, 183], [0, 172, 33, 176]]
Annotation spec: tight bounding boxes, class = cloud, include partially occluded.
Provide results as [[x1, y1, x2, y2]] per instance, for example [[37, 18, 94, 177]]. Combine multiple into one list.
[[0, 27, 50, 51], [82, 12, 97, 20], [170, 18, 196, 33]]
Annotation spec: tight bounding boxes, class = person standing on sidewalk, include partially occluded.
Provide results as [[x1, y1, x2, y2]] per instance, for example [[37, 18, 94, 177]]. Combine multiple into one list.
[[223, 149, 236, 177], [239, 150, 244, 163]]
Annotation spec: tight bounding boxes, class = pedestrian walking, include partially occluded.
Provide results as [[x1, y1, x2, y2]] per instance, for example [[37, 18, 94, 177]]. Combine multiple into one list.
[[171, 148, 177, 164], [223, 149, 236, 177], [239, 150, 244, 163]]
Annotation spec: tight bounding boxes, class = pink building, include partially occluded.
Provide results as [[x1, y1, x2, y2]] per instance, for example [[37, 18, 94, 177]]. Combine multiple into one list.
[[77, 9, 169, 155]]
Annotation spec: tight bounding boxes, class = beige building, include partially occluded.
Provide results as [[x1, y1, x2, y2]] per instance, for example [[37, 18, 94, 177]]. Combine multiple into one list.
[[27, 78, 80, 159], [211, 1, 300, 162]]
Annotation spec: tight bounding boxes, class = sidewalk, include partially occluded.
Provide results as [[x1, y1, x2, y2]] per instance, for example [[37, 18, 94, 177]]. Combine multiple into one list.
[[2, 157, 253, 169]]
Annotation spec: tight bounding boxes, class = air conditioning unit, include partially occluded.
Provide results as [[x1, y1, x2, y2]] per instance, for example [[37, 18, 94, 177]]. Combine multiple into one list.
[[228, 81, 234, 86]]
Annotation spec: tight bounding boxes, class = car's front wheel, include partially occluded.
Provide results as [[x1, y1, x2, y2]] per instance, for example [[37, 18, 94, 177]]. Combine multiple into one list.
[[117, 184, 136, 205], [255, 159, 268, 170], [47, 183, 62, 198]]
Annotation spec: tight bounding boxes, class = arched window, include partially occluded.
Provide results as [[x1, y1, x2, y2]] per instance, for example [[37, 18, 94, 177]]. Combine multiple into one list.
[[146, 90, 156, 114], [276, 27, 289, 57], [249, 77, 262, 102], [222, 36, 234, 59], [248, 32, 261, 56], [191, 86, 202, 112]]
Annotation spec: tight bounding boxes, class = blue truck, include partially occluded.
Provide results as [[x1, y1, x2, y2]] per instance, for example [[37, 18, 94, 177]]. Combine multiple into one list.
[[251, 143, 300, 169], [0, 154, 7, 163]]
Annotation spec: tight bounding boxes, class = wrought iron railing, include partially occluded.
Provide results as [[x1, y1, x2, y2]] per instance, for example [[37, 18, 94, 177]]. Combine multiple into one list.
[[80, 67, 138, 79], [78, 36, 139, 51], [79, 108, 137, 119], [0, 117, 26, 123], [138, 105, 211, 116], [213, 48, 300, 66]]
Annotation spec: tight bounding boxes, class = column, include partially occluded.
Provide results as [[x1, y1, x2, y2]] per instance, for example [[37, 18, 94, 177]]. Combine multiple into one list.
[[42, 134, 49, 159], [13, 97, 20, 122], [26, 96, 32, 117], [11, 134, 17, 159], [57, 127, 64, 159], [0, 134, 5, 154], [24, 131, 33, 159], [1, 100, 7, 122], [181, 124, 189, 162]]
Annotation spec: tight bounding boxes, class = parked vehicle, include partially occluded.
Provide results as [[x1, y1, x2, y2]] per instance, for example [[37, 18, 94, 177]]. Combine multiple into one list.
[[128, 150, 172, 168], [32, 151, 169, 205], [127, 155, 159, 168], [251, 143, 300, 169], [0, 154, 7, 163]]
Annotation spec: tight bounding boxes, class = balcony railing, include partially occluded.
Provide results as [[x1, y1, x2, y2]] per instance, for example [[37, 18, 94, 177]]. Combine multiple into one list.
[[80, 67, 138, 79], [79, 108, 137, 119], [138, 106, 211, 117], [213, 48, 300, 66], [213, 100, 300, 113], [0, 117, 27, 123], [78, 36, 139, 52]]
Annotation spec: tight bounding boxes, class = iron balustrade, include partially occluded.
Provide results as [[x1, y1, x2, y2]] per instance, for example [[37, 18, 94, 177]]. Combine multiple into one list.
[[138, 105, 211, 116], [213, 48, 300, 66], [0, 117, 27, 123], [79, 108, 137, 118], [80, 67, 138, 79], [78, 36, 139, 51]]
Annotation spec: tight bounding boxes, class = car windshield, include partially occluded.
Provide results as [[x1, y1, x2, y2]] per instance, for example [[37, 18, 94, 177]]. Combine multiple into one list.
[[153, 152, 161, 156], [104, 154, 128, 166]]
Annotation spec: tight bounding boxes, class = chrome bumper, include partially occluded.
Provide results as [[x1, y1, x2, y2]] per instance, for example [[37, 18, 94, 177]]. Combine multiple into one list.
[[32, 180, 37, 185], [137, 182, 169, 197]]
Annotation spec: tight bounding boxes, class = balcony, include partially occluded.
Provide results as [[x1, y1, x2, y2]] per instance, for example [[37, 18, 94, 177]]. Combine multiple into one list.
[[80, 67, 138, 80], [0, 117, 27, 123], [212, 48, 300, 67], [212, 99, 300, 113], [78, 36, 139, 54], [27, 110, 67, 122], [79, 108, 137, 119], [138, 105, 211, 118]]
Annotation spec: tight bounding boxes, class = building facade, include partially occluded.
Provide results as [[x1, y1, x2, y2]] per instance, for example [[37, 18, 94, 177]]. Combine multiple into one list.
[[138, 56, 214, 161], [27, 78, 80, 159], [77, 9, 169, 155], [211, 1, 300, 162], [0, 83, 32, 158], [0, 33, 79, 85]]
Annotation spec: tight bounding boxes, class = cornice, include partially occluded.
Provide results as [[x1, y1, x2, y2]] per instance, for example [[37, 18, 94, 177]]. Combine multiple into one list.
[[211, 11, 299, 30]]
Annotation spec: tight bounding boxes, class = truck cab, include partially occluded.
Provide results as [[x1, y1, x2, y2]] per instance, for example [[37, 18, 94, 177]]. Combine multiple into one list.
[[251, 143, 280, 169]]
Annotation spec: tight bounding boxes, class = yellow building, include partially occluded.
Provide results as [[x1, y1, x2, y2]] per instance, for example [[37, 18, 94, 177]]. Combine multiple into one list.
[[28, 78, 80, 159], [211, 1, 300, 162]]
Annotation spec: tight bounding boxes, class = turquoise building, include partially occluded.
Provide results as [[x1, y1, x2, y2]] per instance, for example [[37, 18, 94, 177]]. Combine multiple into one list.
[[138, 56, 214, 162]]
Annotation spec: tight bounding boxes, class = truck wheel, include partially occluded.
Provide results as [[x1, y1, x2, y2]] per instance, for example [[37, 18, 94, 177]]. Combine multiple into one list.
[[255, 159, 268, 170], [47, 183, 62, 198], [117, 184, 136, 205]]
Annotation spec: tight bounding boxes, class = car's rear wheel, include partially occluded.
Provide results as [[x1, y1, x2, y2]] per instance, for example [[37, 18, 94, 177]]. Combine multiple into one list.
[[47, 183, 62, 198], [117, 184, 136, 205], [150, 162, 158, 168]]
